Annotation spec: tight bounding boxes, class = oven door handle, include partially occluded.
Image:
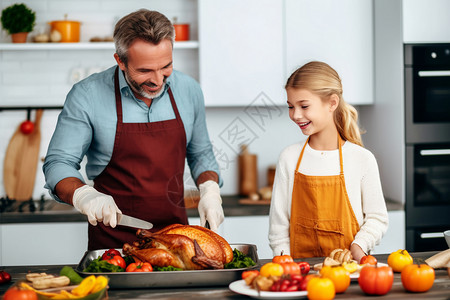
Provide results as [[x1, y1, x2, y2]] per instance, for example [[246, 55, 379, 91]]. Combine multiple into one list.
[[418, 70, 450, 77], [420, 149, 450, 156], [420, 232, 444, 239]]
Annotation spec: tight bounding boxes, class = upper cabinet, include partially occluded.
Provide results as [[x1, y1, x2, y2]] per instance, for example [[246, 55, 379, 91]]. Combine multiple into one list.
[[285, 0, 374, 105], [198, 0, 285, 106], [200, 0, 374, 106], [402, 0, 450, 43]]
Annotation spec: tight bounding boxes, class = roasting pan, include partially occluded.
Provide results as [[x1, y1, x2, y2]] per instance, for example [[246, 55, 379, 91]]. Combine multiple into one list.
[[75, 244, 259, 289]]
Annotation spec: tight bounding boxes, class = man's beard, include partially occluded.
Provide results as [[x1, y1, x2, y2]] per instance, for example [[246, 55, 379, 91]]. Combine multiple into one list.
[[124, 71, 166, 100]]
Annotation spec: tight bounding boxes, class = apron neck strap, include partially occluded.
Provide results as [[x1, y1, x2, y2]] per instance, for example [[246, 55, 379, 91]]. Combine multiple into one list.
[[295, 135, 345, 174]]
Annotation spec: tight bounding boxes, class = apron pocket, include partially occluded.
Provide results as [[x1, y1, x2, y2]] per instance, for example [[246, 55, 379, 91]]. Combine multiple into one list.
[[315, 219, 345, 255], [292, 217, 345, 257], [292, 216, 319, 257]]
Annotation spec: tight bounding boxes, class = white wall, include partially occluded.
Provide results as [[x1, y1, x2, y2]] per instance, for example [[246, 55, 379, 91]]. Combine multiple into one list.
[[358, 0, 404, 204]]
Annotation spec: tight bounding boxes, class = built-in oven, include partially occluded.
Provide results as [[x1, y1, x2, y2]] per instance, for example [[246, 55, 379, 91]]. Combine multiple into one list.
[[404, 44, 450, 252], [405, 143, 450, 251], [404, 44, 450, 144]]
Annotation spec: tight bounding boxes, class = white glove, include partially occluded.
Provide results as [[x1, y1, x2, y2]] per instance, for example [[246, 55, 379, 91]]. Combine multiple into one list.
[[72, 185, 122, 227], [198, 180, 224, 232]]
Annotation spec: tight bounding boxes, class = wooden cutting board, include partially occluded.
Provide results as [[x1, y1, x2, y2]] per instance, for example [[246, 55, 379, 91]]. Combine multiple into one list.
[[3, 109, 43, 201]]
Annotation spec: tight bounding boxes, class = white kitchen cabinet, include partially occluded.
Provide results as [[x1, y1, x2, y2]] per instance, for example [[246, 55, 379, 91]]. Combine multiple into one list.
[[403, 0, 450, 43], [1, 223, 88, 266], [285, 0, 374, 105], [198, 0, 285, 106]]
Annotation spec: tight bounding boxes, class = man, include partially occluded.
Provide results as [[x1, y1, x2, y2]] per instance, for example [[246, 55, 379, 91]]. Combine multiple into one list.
[[43, 9, 224, 250]]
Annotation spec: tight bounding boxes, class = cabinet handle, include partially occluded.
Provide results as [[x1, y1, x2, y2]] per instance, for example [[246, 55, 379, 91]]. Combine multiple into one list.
[[420, 149, 450, 156], [418, 70, 450, 77], [420, 232, 444, 239]]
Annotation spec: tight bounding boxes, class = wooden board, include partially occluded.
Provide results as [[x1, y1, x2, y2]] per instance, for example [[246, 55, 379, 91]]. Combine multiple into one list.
[[3, 109, 43, 201], [239, 199, 271, 205]]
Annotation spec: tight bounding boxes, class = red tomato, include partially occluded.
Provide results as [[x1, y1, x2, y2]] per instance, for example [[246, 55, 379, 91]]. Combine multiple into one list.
[[106, 255, 126, 269], [241, 270, 259, 279], [401, 264, 435, 292], [272, 252, 294, 264], [360, 255, 378, 265], [0, 270, 12, 284], [126, 262, 153, 272], [280, 262, 300, 275], [3, 287, 38, 300], [358, 265, 394, 295], [297, 261, 310, 275], [20, 120, 34, 134], [101, 248, 121, 260]]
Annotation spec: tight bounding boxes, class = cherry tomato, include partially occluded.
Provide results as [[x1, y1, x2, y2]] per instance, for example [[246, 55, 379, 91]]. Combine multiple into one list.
[[299, 274, 317, 291], [20, 120, 34, 134], [297, 261, 310, 275], [3, 286, 38, 300], [126, 262, 153, 272], [0, 270, 12, 284], [360, 255, 378, 265], [101, 248, 121, 260], [358, 265, 394, 295], [401, 264, 435, 292], [106, 255, 126, 269], [241, 270, 259, 279]]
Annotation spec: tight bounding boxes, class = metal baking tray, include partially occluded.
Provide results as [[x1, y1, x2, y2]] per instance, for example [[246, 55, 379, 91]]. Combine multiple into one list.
[[75, 243, 259, 289]]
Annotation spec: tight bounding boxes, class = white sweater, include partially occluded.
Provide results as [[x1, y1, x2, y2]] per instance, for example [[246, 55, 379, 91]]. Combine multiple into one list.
[[268, 140, 389, 256]]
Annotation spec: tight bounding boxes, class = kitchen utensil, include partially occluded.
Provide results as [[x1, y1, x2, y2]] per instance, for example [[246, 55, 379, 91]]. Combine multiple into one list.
[[238, 144, 258, 196], [49, 16, 80, 42], [3, 109, 43, 201], [118, 214, 153, 229], [76, 244, 259, 288], [172, 17, 189, 41]]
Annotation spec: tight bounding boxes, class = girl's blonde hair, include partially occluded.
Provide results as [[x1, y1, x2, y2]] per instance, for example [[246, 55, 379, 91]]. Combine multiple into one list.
[[285, 61, 364, 147]]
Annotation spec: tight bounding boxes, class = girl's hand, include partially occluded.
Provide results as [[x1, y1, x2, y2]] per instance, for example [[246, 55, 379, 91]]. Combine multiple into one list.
[[350, 243, 366, 263]]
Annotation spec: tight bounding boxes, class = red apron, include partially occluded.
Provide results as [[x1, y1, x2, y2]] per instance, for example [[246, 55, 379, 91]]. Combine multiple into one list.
[[88, 67, 188, 250]]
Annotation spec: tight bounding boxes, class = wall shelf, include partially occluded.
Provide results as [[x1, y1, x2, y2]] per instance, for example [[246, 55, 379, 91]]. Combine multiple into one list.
[[0, 41, 199, 51]]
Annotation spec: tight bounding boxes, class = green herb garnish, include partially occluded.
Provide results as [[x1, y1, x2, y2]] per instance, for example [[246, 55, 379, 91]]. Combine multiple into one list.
[[224, 248, 256, 269], [153, 265, 183, 271], [83, 256, 125, 273]]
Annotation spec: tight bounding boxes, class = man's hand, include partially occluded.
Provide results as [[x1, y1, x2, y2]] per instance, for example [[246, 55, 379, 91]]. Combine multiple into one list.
[[198, 180, 224, 232], [73, 185, 122, 227]]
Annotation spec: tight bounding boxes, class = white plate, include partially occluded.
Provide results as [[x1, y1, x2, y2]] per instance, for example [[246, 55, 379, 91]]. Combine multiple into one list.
[[229, 280, 307, 299], [350, 262, 388, 279]]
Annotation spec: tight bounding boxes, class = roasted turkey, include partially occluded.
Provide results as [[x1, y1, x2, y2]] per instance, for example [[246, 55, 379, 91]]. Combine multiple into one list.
[[122, 224, 234, 270]]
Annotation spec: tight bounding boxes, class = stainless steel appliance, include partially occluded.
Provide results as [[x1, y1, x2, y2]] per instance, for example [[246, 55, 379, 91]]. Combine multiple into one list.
[[404, 44, 450, 251]]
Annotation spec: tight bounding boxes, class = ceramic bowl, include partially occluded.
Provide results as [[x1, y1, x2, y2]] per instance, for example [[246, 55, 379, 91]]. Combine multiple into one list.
[[444, 230, 450, 248]]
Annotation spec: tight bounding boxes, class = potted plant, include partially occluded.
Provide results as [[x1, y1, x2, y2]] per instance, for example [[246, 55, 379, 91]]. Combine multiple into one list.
[[1, 3, 36, 43]]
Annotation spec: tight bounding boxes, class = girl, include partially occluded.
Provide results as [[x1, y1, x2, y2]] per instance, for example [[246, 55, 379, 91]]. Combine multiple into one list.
[[268, 61, 388, 262]]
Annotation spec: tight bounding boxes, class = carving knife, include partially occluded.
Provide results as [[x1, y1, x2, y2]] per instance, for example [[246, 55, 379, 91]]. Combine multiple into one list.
[[118, 214, 153, 229]]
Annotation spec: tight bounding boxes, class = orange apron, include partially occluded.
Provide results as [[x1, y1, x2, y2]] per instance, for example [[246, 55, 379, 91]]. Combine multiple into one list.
[[289, 137, 359, 258]]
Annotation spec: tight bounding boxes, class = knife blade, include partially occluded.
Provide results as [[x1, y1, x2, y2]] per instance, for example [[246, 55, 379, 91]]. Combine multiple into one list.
[[118, 214, 153, 229]]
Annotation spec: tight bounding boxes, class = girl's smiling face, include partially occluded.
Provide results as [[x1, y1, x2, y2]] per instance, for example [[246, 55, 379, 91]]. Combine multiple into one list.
[[287, 88, 337, 136]]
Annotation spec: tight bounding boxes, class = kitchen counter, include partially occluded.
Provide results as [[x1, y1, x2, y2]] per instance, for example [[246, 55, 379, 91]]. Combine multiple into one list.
[[0, 196, 403, 224], [0, 252, 448, 299]]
